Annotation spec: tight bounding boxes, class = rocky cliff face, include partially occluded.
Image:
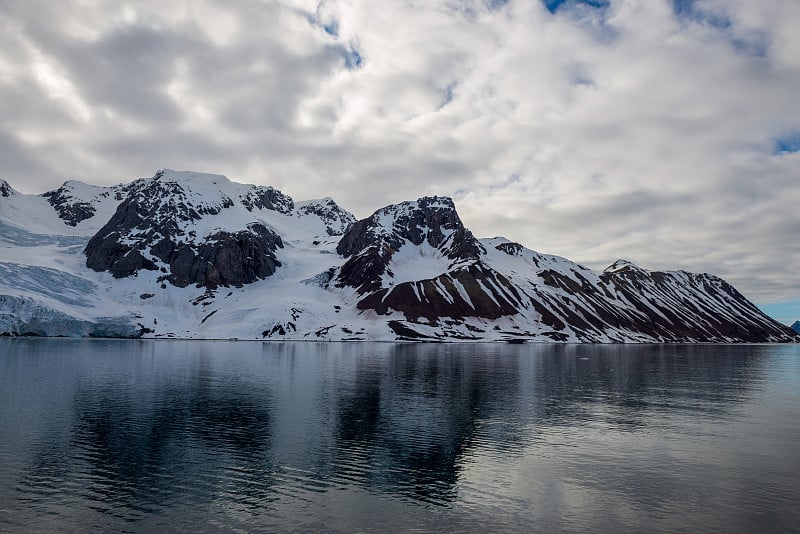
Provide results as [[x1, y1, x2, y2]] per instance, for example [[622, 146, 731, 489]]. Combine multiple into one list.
[[41, 181, 130, 227], [241, 185, 294, 214], [84, 170, 284, 288], [297, 198, 356, 236]]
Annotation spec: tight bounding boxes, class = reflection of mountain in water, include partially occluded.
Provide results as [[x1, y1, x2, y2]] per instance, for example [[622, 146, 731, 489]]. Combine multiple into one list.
[[15, 344, 275, 527], [3, 340, 789, 533], [323, 344, 766, 504], [331, 345, 523, 503]]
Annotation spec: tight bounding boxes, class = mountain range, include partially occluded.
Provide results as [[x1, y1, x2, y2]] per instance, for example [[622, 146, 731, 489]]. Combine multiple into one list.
[[1, 170, 796, 342]]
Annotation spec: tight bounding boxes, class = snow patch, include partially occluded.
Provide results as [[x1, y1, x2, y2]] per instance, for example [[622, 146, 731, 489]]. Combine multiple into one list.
[[384, 240, 453, 285]]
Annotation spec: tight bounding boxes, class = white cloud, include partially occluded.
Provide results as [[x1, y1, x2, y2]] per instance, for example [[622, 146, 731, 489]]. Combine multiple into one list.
[[0, 0, 798, 303]]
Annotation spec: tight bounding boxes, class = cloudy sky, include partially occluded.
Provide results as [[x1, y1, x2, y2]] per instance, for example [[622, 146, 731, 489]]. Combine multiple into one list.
[[0, 0, 798, 319]]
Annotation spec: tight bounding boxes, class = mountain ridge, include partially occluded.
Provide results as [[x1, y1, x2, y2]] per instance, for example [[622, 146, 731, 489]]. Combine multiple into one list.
[[0, 170, 795, 343]]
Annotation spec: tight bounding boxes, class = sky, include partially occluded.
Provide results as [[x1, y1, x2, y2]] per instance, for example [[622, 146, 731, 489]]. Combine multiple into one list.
[[0, 0, 798, 318]]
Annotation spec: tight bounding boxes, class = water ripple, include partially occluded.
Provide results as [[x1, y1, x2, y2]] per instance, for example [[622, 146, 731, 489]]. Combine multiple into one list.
[[1, 340, 799, 532]]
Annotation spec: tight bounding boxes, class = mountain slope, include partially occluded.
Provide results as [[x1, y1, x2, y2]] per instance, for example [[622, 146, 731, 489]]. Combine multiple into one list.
[[0, 170, 794, 342]]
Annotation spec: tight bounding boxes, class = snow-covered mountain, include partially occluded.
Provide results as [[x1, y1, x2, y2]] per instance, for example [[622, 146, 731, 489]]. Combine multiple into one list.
[[1, 170, 795, 342], [791, 321, 800, 334]]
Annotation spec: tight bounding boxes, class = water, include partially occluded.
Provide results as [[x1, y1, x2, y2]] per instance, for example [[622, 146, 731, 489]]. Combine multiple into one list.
[[1, 340, 798, 533]]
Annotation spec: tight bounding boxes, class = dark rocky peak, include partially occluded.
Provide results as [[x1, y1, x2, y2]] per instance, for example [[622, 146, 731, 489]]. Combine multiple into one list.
[[117, 170, 237, 236], [603, 259, 648, 275], [241, 185, 294, 214], [296, 197, 356, 236], [334, 196, 487, 295], [336, 195, 483, 260], [0, 179, 15, 197], [40, 180, 126, 227], [84, 170, 288, 289]]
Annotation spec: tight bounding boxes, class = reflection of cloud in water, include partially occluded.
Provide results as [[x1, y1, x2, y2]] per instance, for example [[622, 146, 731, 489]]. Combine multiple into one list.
[[1, 340, 797, 533]]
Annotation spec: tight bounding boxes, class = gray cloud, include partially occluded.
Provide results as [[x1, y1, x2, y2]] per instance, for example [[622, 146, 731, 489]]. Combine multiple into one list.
[[0, 0, 798, 304]]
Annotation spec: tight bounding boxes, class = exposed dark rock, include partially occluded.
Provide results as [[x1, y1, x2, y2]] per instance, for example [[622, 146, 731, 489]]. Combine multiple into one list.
[[336, 244, 392, 294], [495, 241, 523, 255], [337, 196, 483, 260], [0, 180, 13, 197], [297, 198, 356, 235], [302, 268, 336, 287], [152, 223, 282, 288], [336, 196, 484, 294], [595, 265, 796, 342], [85, 172, 282, 288], [387, 320, 434, 340], [356, 266, 522, 321], [240, 185, 294, 213], [85, 233, 158, 278], [200, 310, 218, 324], [42, 185, 97, 226]]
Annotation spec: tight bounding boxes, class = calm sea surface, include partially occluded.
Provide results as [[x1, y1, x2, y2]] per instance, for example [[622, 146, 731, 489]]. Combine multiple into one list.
[[0, 340, 798, 533]]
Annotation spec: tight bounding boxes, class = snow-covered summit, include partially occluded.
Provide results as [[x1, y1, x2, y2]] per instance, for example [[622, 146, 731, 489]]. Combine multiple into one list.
[[337, 195, 481, 260], [41, 180, 129, 227], [153, 169, 232, 186]]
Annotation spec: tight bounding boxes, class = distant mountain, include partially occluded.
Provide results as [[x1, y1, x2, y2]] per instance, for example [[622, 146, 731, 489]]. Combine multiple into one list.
[[791, 321, 800, 334], [0, 169, 795, 342]]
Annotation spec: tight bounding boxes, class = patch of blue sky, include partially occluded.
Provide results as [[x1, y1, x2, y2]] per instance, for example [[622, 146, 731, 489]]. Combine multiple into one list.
[[306, 12, 339, 38], [672, 0, 697, 17], [322, 21, 339, 37], [485, 0, 509, 11], [672, 0, 732, 31], [544, 0, 609, 14], [774, 132, 800, 155], [543, 0, 617, 43], [437, 83, 457, 110], [672, 1, 768, 58], [732, 36, 768, 58], [490, 174, 521, 191], [345, 48, 363, 69], [757, 301, 800, 326]]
